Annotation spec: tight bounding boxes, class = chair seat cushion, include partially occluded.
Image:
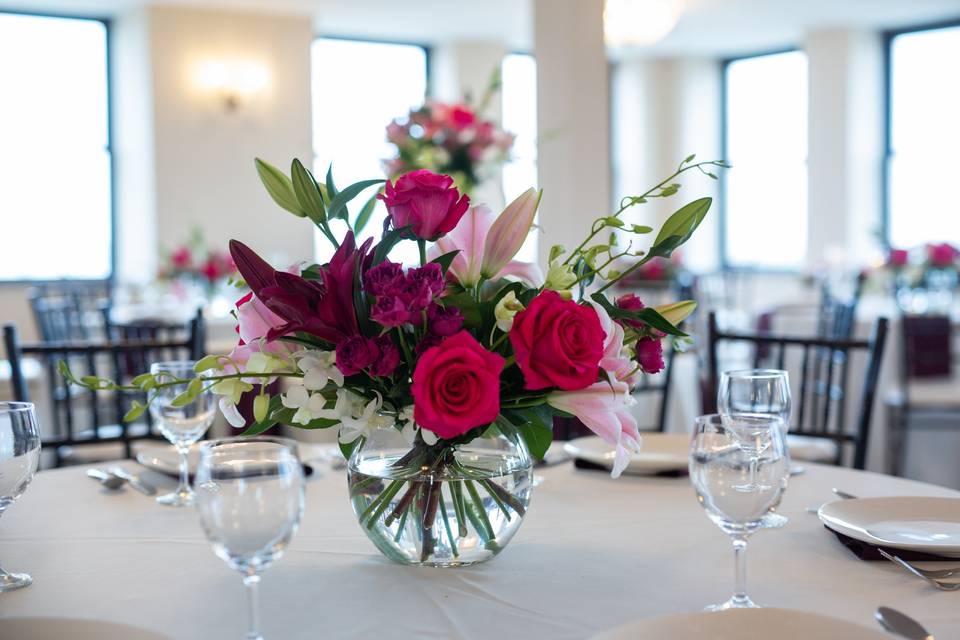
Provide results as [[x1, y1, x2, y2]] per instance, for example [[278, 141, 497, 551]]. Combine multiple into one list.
[[787, 434, 838, 463]]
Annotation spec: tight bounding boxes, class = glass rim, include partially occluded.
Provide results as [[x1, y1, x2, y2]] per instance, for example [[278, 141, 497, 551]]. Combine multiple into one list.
[[695, 412, 786, 426], [720, 368, 789, 380], [199, 435, 300, 454], [0, 401, 35, 413]]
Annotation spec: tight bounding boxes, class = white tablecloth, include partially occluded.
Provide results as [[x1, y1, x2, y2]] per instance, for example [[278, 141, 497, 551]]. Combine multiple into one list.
[[1, 462, 958, 639]]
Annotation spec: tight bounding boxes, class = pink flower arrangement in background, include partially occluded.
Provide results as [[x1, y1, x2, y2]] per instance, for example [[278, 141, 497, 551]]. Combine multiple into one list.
[[159, 228, 237, 294], [384, 98, 514, 193]]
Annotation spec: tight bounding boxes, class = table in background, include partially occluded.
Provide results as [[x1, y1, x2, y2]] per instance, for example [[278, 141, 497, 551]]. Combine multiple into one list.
[[1, 462, 957, 639]]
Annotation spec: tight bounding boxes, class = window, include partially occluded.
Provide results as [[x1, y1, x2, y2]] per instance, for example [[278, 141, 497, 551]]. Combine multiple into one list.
[[500, 53, 538, 263], [723, 50, 808, 269], [310, 38, 428, 264], [0, 12, 111, 281], [887, 23, 960, 248]]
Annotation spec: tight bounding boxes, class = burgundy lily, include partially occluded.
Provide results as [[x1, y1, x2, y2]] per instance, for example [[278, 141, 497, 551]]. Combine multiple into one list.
[[229, 232, 372, 345]]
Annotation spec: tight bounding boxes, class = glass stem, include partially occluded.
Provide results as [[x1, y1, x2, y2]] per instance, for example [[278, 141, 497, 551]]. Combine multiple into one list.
[[177, 445, 190, 496], [243, 573, 262, 640], [732, 537, 748, 605]]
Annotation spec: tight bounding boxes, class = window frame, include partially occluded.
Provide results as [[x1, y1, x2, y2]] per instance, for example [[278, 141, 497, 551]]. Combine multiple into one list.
[[882, 17, 960, 250], [0, 9, 115, 286], [312, 34, 431, 100], [719, 46, 803, 274]]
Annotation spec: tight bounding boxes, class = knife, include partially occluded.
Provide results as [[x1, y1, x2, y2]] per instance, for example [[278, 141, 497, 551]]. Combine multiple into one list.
[[110, 467, 157, 496], [876, 606, 935, 640]]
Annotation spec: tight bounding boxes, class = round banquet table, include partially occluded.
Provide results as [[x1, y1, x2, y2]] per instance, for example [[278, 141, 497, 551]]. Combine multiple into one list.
[[1, 461, 958, 639]]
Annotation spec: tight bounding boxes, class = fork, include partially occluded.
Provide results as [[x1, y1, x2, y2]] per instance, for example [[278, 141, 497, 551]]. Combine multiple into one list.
[[879, 549, 960, 591]]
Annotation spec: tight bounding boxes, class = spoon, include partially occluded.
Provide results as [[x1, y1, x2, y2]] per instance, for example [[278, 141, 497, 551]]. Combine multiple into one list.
[[876, 606, 935, 639], [86, 468, 125, 490]]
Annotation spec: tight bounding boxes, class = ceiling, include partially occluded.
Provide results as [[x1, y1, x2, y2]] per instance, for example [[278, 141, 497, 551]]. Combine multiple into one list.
[[3, 0, 959, 56]]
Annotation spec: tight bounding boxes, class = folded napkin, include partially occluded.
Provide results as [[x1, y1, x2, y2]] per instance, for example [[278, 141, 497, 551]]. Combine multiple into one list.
[[827, 526, 957, 561], [573, 457, 688, 477]]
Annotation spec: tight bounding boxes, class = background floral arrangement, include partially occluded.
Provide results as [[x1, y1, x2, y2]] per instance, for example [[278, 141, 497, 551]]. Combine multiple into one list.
[[66, 153, 725, 562], [383, 74, 514, 193], [874, 242, 960, 289], [158, 228, 237, 293]]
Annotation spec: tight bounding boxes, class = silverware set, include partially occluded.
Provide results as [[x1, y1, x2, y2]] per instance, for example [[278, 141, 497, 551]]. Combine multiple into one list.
[[86, 468, 156, 496], [878, 549, 960, 592]]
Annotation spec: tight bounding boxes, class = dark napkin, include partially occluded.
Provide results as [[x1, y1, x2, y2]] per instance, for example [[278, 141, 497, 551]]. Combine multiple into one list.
[[826, 525, 957, 561], [573, 457, 688, 478]]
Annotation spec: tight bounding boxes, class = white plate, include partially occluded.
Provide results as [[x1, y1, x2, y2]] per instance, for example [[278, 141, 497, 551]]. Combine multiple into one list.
[[594, 608, 888, 640], [819, 496, 960, 558], [134, 440, 338, 477], [2, 618, 171, 640], [563, 434, 690, 475]]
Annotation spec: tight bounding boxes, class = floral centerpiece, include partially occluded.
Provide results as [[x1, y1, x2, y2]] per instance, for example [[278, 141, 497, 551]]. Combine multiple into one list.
[[159, 228, 237, 298], [65, 154, 725, 566], [384, 87, 514, 193]]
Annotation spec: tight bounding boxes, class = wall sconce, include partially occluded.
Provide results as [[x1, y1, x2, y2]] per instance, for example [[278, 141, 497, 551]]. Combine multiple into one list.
[[195, 60, 269, 112]]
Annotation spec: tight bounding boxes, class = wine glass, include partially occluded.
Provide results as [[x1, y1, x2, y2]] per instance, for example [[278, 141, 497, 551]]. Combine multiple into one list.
[[149, 361, 216, 507], [718, 369, 792, 527], [689, 414, 789, 610], [195, 437, 305, 640], [0, 402, 42, 592]]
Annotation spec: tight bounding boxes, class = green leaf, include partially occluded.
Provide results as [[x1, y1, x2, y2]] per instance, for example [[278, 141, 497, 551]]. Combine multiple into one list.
[[684, 153, 696, 163], [131, 372, 153, 386], [513, 406, 554, 460], [590, 293, 687, 336], [372, 226, 410, 265], [339, 436, 363, 461], [649, 197, 711, 259], [602, 216, 625, 228], [291, 158, 327, 225], [430, 250, 461, 274], [255, 158, 304, 217], [123, 401, 146, 423], [326, 179, 385, 222], [353, 192, 379, 234], [300, 264, 323, 281], [170, 390, 194, 408], [298, 416, 340, 430], [187, 378, 203, 397], [80, 375, 100, 387], [325, 164, 339, 203]]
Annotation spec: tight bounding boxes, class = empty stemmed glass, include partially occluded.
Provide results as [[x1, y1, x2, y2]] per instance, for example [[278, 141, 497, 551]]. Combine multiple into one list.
[[195, 437, 305, 640], [718, 369, 792, 528], [689, 414, 789, 610], [149, 361, 216, 507], [0, 402, 42, 592]]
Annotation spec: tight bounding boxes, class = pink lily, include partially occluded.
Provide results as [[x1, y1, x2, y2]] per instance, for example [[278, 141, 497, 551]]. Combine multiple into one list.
[[547, 380, 641, 478], [481, 188, 542, 279], [591, 301, 639, 387], [430, 194, 543, 287]]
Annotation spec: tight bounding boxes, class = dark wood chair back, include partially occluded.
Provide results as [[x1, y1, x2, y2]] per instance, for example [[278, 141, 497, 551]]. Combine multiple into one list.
[[706, 311, 889, 469], [901, 315, 952, 379], [28, 282, 111, 342], [3, 315, 203, 467]]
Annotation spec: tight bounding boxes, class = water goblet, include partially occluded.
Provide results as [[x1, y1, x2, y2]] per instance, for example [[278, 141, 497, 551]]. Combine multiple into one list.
[[718, 369, 792, 527], [149, 361, 216, 507], [195, 437, 305, 640], [689, 414, 789, 610], [0, 402, 42, 592]]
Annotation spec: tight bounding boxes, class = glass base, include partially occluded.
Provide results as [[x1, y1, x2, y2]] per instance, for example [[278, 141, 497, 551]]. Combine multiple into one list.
[[0, 570, 33, 592], [704, 595, 760, 611], [156, 487, 194, 507], [761, 512, 789, 529]]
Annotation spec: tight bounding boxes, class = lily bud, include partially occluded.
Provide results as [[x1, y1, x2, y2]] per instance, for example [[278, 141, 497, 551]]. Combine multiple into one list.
[[481, 188, 541, 279], [654, 300, 697, 326], [494, 291, 525, 332]]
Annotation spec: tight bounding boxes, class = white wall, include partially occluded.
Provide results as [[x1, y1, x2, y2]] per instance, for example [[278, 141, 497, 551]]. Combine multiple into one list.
[[145, 5, 315, 272]]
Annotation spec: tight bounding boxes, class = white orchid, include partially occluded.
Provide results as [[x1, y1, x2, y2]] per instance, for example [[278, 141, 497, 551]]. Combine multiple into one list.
[[296, 350, 343, 391], [281, 384, 337, 425], [336, 390, 393, 444], [398, 405, 438, 446]]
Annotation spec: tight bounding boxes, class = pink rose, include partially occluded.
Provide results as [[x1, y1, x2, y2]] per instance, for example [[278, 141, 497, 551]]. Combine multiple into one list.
[[171, 246, 192, 269], [510, 290, 605, 391], [447, 105, 477, 131], [412, 331, 504, 439], [636, 337, 665, 374], [378, 170, 470, 241], [928, 243, 958, 267]]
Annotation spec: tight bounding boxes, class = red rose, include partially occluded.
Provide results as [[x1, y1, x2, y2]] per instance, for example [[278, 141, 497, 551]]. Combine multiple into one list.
[[510, 290, 605, 391], [412, 331, 504, 439], [378, 170, 470, 241]]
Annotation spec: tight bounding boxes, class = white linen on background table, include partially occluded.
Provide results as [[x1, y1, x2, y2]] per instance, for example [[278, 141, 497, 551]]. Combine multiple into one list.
[[0, 462, 958, 639]]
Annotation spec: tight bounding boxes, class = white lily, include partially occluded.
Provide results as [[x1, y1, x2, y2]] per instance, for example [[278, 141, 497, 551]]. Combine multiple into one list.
[[296, 350, 343, 391]]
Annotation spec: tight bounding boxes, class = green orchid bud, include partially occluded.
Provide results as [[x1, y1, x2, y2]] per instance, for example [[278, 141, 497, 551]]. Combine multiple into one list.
[[545, 262, 577, 291], [494, 291, 525, 332]]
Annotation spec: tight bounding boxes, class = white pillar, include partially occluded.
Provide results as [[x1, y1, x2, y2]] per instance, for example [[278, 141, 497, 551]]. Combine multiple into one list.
[[806, 29, 884, 267], [533, 0, 610, 270]]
